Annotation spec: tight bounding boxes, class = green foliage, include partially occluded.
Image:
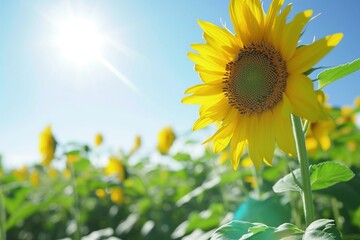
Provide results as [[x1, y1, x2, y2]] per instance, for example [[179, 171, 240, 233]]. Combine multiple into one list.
[[303, 219, 341, 240], [273, 168, 302, 193], [273, 162, 354, 193], [211, 219, 341, 240], [310, 162, 354, 191], [0, 101, 360, 239], [211, 221, 258, 240], [211, 221, 306, 240], [318, 58, 360, 89]]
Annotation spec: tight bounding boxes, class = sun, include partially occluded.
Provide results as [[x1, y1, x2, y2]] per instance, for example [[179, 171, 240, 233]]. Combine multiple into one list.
[[55, 17, 105, 65]]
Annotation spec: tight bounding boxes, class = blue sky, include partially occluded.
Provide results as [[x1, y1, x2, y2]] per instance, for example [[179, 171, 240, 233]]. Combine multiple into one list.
[[1, 0, 359, 168]]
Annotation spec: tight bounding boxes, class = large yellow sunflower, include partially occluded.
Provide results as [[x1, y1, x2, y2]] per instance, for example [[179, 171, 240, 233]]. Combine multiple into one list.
[[183, 0, 342, 169]]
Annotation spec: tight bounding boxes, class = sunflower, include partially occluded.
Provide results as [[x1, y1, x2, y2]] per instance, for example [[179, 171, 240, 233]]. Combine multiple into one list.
[[110, 187, 124, 204], [157, 127, 176, 154], [39, 126, 56, 166], [306, 120, 334, 152], [94, 133, 103, 147], [129, 135, 142, 155], [183, 0, 342, 169], [104, 156, 126, 181], [29, 169, 40, 187], [306, 91, 334, 152]]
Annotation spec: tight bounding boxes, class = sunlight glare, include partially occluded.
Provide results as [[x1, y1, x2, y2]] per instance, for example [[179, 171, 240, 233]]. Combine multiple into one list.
[[55, 17, 104, 65]]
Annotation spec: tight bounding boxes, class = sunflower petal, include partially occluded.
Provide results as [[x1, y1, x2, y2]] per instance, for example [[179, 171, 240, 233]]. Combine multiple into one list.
[[259, 111, 276, 165], [230, 117, 247, 170], [273, 98, 296, 156], [199, 97, 229, 115], [281, 10, 313, 60], [276, 115, 296, 156], [211, 109, 238, 153], [229, 0, 250, 44], [197, 71, 224, 84], [191, 43, 231, 62], [271, 4, 292, 51], [193, 117, 214, 131], [264, 0, 284, 41], [287, 33, 343, 74], [286, 74, 327, 121], [247, 115, 263, 169], [242, 1, 264, 42], [198, 20, 240, 49], [182, 93, 224, 105], [184, 84, 222, 96], [188, 52, 225, 72]]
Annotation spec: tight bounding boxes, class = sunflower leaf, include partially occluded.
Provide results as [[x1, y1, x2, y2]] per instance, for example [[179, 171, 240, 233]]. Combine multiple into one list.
[[273, 162, 354, 193], [274, 223, 304, 239], [303, 219, 341, 240], [272, 169, 302, 193], [318, 58, 360, 89], [210, 221, 255, 240], [310, 162, 354, 191], [211, 221, 305, 240], [210, 221, 276, 240]]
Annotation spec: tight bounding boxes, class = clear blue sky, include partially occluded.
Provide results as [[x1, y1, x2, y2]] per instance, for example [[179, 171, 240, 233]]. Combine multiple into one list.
[[1, 0, 359, 168]]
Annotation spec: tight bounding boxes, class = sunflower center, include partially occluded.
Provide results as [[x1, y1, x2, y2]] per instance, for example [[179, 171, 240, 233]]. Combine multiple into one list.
[[223, 42, 287, 115]]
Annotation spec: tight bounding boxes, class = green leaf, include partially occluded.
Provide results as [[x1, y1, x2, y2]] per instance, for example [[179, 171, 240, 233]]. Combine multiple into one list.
[[243, 227, 276, 240], [273, 162, 354, 193], [173, 152, 192, 162], [73, 158, 91, 171], [303, 219, 341, 240], [211, 221, 306, 240], [5, 187, 30, 214], [186, 204, 224, 233], [272, 169, 302, 193], [274, 223, 304, 239], [5, 196, 55, 230], [352, 206, 360, 229], [210, 221, 256, 240], [310, 162, 354, 190], [318, 58, 360, 89]]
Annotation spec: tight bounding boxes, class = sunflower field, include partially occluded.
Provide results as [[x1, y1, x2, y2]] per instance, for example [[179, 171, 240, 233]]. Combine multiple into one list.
[[1, 0, 360, 239], [0, 99, 360, 240]]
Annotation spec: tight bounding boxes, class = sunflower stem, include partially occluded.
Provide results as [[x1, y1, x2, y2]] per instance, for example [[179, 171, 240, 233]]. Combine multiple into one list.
[[291, 114, 315, 226], [69, 165, 81, 240], [251, 165, 262, 200], [0, 188, 6, 240]]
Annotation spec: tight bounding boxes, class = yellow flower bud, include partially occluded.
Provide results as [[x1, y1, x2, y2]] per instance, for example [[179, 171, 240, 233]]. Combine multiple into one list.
[[110, 187, 124, 204], [104, 156, 126, 181], [96, 188, 106, 199], [94, 133, 103, 147], [39, 126, 56, 166], [129, 135, 141, 155], [30, 170, 40, 187], [157, 127, 175, 154]]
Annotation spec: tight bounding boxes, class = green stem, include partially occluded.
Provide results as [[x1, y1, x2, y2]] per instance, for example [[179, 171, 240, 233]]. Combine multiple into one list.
[[251, 165, 262, 200], [0, 189, 6, 240], [291, 114, 315, 226], [331, 197, 343, 229], [69, 165, 81, 240]]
